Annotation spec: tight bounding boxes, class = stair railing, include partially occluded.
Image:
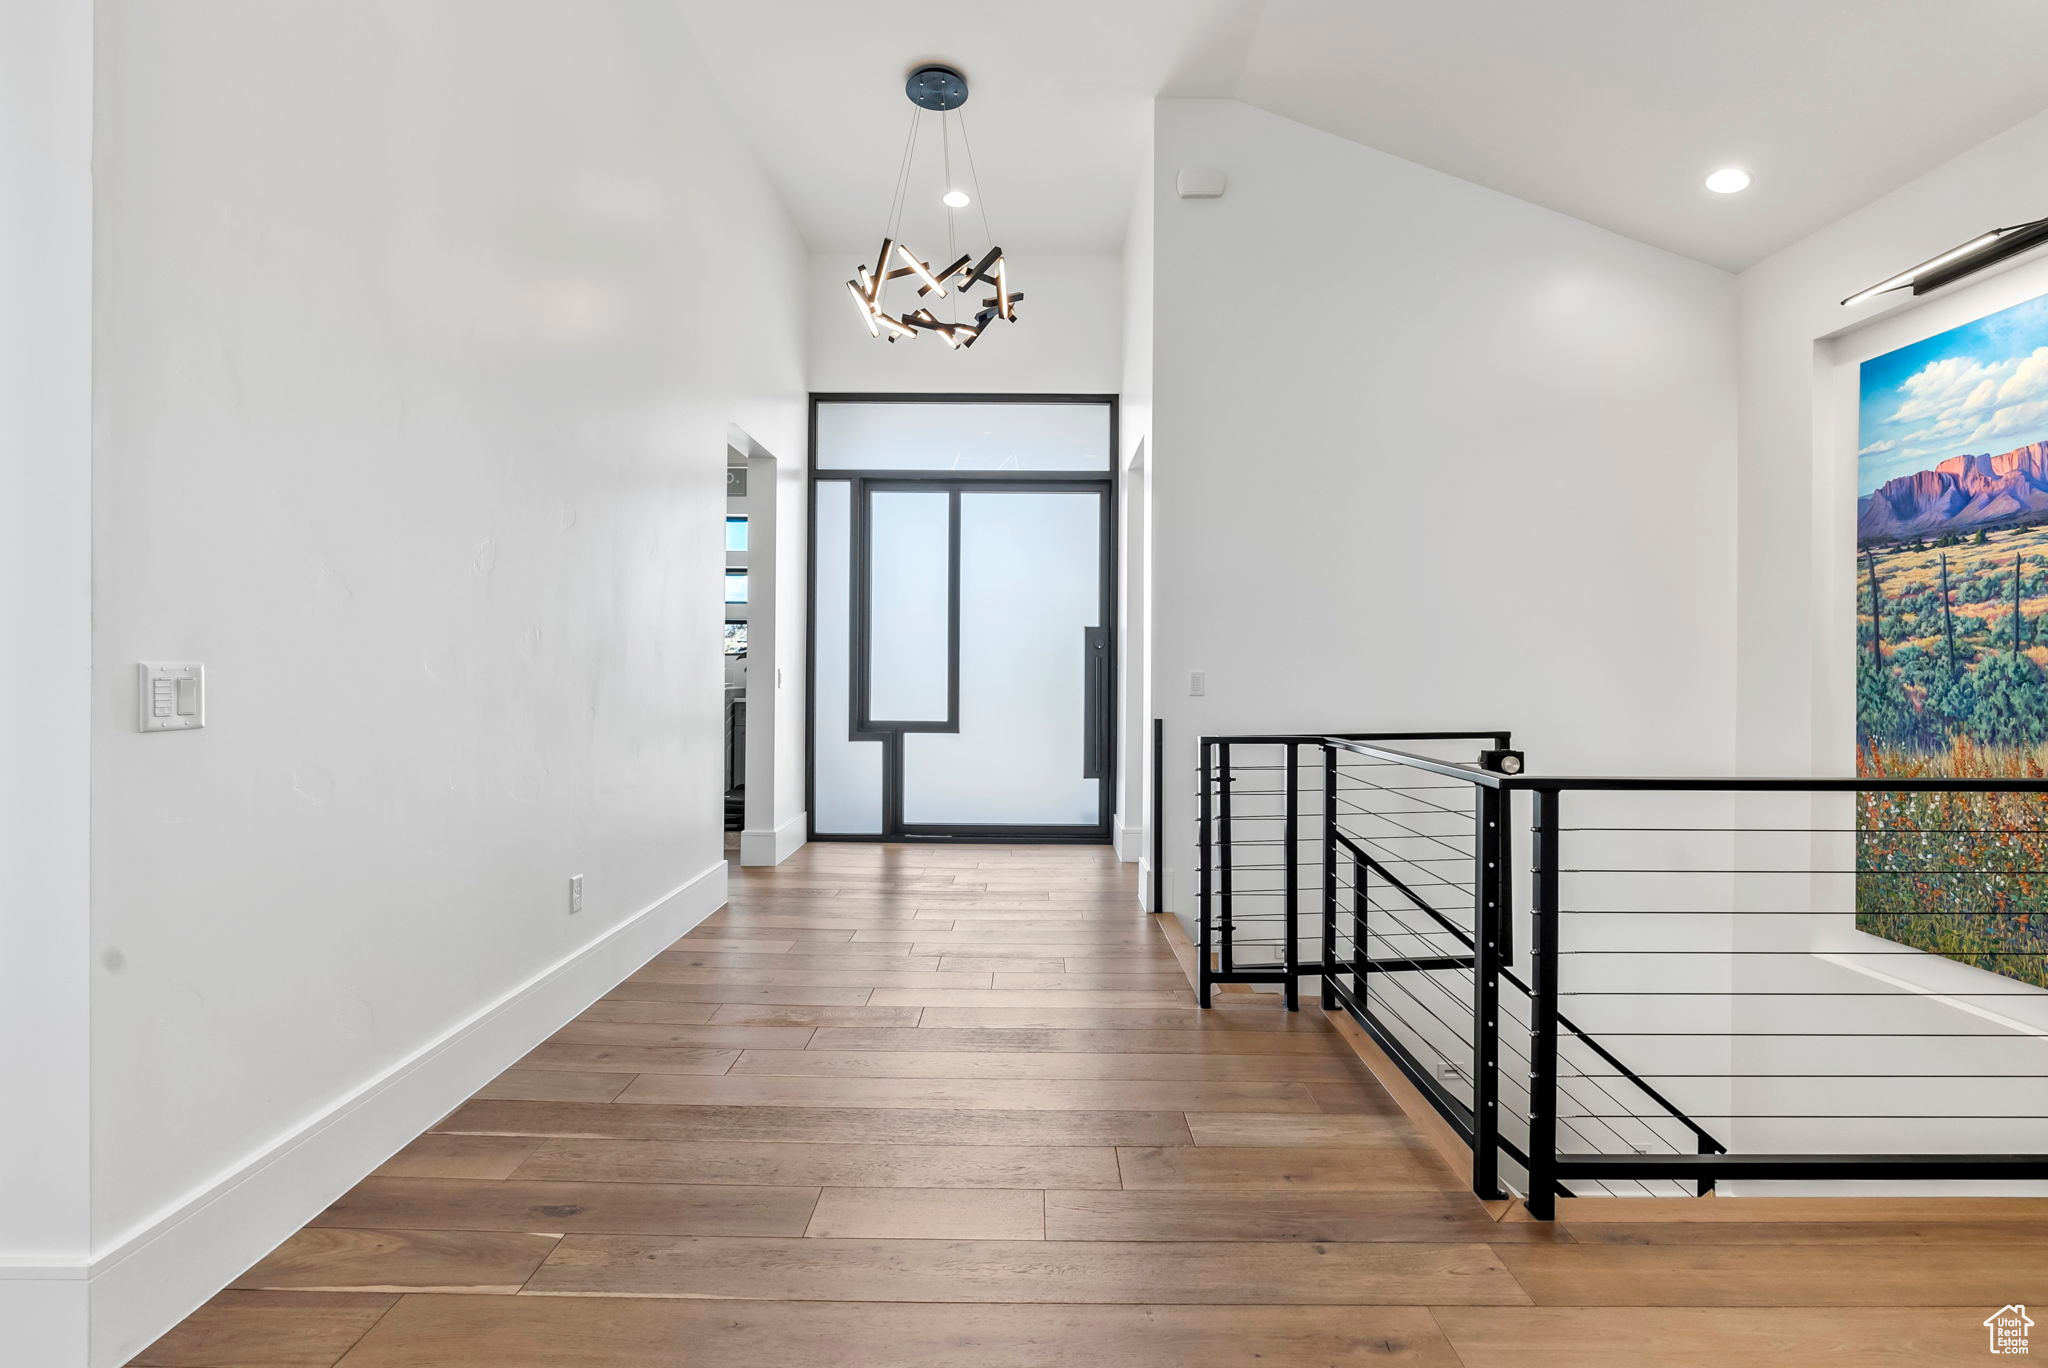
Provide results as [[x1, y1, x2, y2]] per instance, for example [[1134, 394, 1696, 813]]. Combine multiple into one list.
[[1194, 732, 2048, 1216]]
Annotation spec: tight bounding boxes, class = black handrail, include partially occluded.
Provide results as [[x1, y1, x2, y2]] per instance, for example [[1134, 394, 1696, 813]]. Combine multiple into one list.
[[1326, 736, 2048, 795], [1324, 736, 1512, 787], [1335, 830, 1724, 1159], [1197, 733, 1517, 1000]]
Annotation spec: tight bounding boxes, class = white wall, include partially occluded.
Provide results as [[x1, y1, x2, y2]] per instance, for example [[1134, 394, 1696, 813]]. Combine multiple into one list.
[[0, 0, 95, 1359], [1149, 98, 1739, 931], [83, 2, 807, 1360], [1118, 140, 1156, 882], [808, 251, 1122, 394], [1118, 141, 1154, 469], [1731, 109, 2048, 1188]]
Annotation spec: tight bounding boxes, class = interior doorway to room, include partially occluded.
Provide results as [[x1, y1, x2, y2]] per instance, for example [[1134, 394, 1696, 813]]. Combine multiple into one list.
[[725, 431, 786, 861], [723, 451, 753, 834], [809, 395, 1117, 843]]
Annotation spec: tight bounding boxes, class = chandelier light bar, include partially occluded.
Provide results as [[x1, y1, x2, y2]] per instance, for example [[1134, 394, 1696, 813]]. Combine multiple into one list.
[[846, 64, 1021, 349], [1842, 215, 2048, 307]]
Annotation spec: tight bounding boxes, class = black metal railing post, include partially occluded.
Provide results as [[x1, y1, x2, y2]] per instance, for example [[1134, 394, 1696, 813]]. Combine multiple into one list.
[[1150, 718, 1164, 915], [1352, 856, 1369, 1006], [1526, 787, 1562, 1220], [1282, 742, 1300, 1011], [1320, 742, 1338, 1010], [1217, 739, 1235, 976], [1472, 783, 1505, 1201], [1197, 738, 1213, 1008], [1497, 788, 1515, 966]]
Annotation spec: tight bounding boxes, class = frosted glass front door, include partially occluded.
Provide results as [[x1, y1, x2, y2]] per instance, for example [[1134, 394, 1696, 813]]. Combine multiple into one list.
[[902, 491, 1104, 829], [810, 464, 1111, 841]]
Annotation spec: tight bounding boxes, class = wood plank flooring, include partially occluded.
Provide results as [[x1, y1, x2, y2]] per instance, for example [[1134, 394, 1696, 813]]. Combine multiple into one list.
[[141, 842, 2042, 1367]]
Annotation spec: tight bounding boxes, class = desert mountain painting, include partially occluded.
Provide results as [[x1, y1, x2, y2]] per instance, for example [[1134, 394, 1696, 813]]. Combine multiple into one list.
[[1856, 293, 2048, 988]]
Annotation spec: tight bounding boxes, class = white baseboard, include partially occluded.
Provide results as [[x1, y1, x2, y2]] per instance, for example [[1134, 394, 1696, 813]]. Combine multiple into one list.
[[1112, 821, 1144, 863], [0, 1275, 88, 1367], [78, 860, 727, 1368], [740, 812, 806, 867]]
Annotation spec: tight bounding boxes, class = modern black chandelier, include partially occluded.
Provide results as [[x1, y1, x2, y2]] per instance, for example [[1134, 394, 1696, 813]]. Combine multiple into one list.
[[845, 64, 1019, 350]]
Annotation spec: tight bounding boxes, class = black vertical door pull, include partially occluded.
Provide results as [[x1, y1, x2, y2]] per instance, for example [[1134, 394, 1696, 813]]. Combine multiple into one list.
[[1082, 627, 1109, 778]]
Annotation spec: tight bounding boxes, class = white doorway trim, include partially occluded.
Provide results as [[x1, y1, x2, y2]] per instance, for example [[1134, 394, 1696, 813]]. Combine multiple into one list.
[[728, 424, 806, 866], [1114, 438, 1150, 887]]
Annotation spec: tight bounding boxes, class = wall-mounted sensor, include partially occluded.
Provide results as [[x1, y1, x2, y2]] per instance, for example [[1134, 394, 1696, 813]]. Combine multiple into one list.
[[1175, 166, 1227, 200], [138, 662, 205, 732]]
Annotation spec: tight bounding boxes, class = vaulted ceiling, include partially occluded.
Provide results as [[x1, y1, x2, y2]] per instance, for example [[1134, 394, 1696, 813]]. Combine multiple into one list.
[[675, 0, 2048, 271]]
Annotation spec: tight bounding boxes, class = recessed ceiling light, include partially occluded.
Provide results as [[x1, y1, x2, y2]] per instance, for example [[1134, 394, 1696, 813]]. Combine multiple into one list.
[[942, 189, 971, 209], [1704, 168, 1751, 195]]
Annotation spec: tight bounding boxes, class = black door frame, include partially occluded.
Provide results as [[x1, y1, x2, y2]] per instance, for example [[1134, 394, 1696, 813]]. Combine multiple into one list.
[[806, 393, 1119, 845]]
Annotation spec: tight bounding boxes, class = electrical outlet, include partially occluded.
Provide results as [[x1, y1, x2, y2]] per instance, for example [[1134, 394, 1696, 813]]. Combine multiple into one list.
[[569, 874, 584, 915], [1188, 670, 1206, 697]]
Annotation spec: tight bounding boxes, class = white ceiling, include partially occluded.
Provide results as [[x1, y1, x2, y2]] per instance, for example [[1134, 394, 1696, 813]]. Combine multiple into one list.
[[670, 0, 1252, 259], [674, 0, 2048, 271]]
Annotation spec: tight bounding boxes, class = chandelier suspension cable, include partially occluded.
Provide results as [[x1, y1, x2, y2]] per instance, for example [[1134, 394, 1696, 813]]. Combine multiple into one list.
[[957, 108, 1012, 325], [956, 109, 995, 251], [885, 107, 920, 243], [942, 114, 959, 326]]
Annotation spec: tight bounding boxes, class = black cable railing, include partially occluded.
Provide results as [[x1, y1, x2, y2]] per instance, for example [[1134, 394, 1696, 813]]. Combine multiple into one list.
[[1194, 731, 2048, 1217]]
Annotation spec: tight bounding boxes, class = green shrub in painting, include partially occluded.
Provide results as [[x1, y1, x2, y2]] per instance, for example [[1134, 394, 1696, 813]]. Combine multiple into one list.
[[1967, 650, 2048, 749]]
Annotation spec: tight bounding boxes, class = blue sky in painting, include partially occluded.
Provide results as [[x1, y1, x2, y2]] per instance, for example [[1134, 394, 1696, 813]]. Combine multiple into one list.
[[1858, 293, 2048, 495]]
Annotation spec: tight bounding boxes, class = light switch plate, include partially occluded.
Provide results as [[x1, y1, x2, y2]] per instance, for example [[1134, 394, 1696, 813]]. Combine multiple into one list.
[[138, 662, 205, 732]]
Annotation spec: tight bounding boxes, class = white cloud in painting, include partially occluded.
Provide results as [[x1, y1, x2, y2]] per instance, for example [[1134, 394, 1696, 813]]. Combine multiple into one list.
[[1968, 398, 2048, 446], [1889, 355, 2003, 423], [1887, 346, 2048, 451], [1996, 347, 2048, 402], [1857, 439, 1896, 456]]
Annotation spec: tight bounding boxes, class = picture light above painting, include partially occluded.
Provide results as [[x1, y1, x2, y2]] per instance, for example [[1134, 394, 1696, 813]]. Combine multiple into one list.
[[1844, 214, 2048, 307]]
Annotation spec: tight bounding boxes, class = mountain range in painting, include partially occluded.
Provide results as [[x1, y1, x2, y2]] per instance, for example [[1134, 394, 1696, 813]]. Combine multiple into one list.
[[1858, 440, 2048, 543]]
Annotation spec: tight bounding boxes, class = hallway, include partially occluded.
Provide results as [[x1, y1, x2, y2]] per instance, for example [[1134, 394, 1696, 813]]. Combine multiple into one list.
[[139, 845, 2040, 1366]]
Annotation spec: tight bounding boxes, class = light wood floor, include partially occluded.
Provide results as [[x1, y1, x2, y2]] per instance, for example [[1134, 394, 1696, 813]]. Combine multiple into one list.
[[139, 843, 2041, 1366]]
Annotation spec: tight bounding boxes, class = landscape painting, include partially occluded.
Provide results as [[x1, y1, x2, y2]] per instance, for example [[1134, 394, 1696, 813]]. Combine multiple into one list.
[[1856, 293, 2048, 987]]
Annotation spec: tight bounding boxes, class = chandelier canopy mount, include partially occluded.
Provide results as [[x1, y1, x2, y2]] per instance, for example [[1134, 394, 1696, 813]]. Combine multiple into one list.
[[905, 64, 970, 112]]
